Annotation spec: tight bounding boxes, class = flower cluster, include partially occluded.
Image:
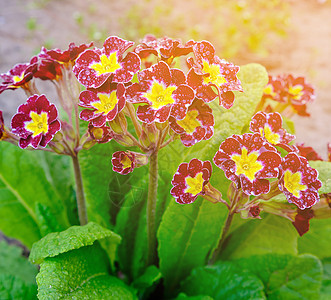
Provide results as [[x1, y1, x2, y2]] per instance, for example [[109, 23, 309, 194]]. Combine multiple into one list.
[[259, 74, 315, 117], [172, 111, 322, 215]]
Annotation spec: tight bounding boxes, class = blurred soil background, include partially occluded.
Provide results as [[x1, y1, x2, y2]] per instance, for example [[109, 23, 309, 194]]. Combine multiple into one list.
[[0, 0, 330, 158]]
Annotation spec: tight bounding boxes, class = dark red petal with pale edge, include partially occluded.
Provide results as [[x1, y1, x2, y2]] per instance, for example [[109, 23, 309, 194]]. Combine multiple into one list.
[[103, 36, 134, 57], [113, 52, 140, 83], [193, 41, 215, 64]]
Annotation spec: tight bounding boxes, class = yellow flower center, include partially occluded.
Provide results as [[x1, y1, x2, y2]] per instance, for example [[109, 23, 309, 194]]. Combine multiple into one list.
[[25, 111, 49, 137], [143, 81, 176, 110], [176, 110, 200, 134], [284, 170, 307, 198], [263, 84, 276, 97], [185, 172, 204, 196], [121, 155, 132, 169], [13, 73, 25, 83], [202, 60, 227, 86], [90, 52, 122, 76], [231, 148, 263, 182], [260, 125, 280, 145], [288, 85, 303, 100], [91, 91, 118, 114]]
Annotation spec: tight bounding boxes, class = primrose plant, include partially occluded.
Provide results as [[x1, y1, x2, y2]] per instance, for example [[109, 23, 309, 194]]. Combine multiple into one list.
[[0, 35, 330, 299]]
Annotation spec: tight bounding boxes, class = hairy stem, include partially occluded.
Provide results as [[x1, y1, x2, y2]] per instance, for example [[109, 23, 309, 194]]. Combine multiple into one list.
[[147, 150, 158, 266], [71, 154, 88, 226]]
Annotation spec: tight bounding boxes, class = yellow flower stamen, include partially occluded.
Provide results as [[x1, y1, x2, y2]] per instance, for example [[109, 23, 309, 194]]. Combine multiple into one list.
[[90, 52, 122, 76], [143, 81, 176, 110], [176, 110, 200, 134], [25, 111, 49, 137], [284, 170, 307, 198], [231, 148, 263, 182], [91, 91, 118, 114], [202, 60, 227, 86], [185, 172, 204, 196], [260, 125, 280, 145], [121, 155, 132, 169], [288, 85, 303, 100]]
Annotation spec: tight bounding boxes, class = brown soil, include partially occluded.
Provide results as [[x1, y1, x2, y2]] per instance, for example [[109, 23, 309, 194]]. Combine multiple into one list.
[[0, 0, 330, 158]]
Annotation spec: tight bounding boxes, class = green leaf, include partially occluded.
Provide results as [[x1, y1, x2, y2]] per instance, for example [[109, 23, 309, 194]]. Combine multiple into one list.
[[321, 258, 331, 300], [309, 161, 331, 194], [175, 293, 214, 300], [233, 254, 323, 299], [132, 265, 162, 290], [180, 261, 266, 300], [0, 143, 71, 248], [267, 254, 322, 300], [79, 143, 114, 229], [220, 214, 298, 260], [115, 173, 148, 279], [29, 222, 121, 265], [157, 199, 228, 292], [132, 265, 162, 299], [0, 274, 37, 300], [0, 241, 37, 299], [298, 218, 331, 259], [36, 243, 137, 300]]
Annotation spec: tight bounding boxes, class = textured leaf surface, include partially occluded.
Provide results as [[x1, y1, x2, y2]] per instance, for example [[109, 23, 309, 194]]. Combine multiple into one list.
[[180, 261, 266, 300], [36, 243, 137, 300], [175, 293, 214, 300], [0, 143, 70, 248], [321, 258, 331, 300], [298, 218, 331, 259], [234, 254, 323, 299], [267, 254, 322, 300], [29, 222, 121, 264], [0, 241, 37, 299], [158, 199, 228, 292], [220, 214, 298, 260]]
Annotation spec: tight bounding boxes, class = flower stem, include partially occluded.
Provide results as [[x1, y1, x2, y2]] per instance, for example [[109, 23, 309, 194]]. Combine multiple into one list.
[[147, 150, 158, 266], [71, 154, 88, 226], [208, 210, 234, 264]]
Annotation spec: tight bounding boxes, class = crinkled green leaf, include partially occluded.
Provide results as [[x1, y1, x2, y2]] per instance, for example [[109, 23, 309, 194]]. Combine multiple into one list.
[[233, 253, 323, 299], [175, 293, 214, 300], [298, 218, 331, 259], [158, 199, 228, 293], [29, 222, 121, 264], [36, 243, 137, 300], [321, 258, 331, 300], [220, 214, 298, 260], [268, 254, 322, 300], [0, 143, 71, 248], [0, 241, 37, 299], [180, 261, 266, 300], [0, 274, 37, 300]]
